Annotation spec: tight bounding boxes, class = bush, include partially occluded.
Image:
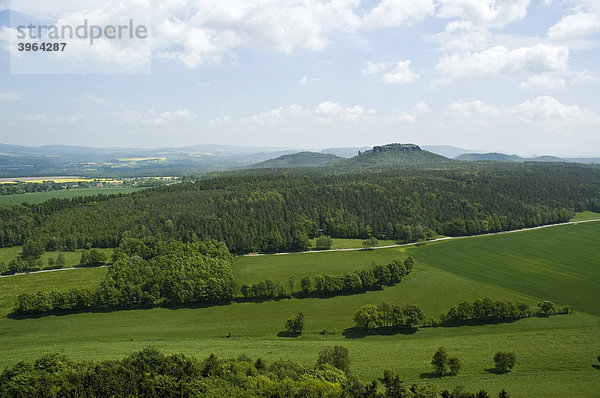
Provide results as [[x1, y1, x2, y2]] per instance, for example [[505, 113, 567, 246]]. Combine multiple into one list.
[[493, 352, 516, 373], [315, 235, 333, 250], [284, 312, 304, 335], [447, 357, 461, 376], [431, 347, 448, 376], [316, 345, 350, 373]]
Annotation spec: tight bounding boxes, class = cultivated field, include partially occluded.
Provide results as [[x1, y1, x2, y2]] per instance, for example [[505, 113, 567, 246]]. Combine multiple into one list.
[[0, 187, 143, 204], [0, 222, 598, 396]]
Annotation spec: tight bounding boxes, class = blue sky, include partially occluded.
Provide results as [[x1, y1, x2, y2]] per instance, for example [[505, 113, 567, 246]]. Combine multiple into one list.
[[0, 0, 599, 156]]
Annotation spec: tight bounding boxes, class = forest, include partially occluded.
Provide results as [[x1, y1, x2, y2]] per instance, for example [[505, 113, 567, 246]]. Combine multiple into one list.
[[14, 239, 235, 315], [0, 347, 508, 398], [1, 162, 599, 255]]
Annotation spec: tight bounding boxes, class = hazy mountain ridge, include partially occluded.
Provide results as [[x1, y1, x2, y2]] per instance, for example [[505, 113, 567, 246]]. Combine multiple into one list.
[[248, 152, 343, 168]]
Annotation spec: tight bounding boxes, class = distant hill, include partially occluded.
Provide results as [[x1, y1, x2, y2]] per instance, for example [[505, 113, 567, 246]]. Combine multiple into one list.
[[339, 143, 451, 168], [421, 145, 482, 158], [321, 146, 371, 158], [456, 152, 566, 163], [248, 152, 342, 168]]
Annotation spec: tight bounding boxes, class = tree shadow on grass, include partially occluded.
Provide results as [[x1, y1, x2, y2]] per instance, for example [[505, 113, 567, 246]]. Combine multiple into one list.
[[277, 331, 301, 338], [485, 368, 509, 374], [342, 326, 418, 339], [592, 364, 600, 370], [419, 372, 441, 379]]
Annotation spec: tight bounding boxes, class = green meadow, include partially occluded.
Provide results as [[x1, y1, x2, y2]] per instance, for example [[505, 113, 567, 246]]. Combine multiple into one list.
[[0, 221, 598, 396], [0, 187, 143, 205]]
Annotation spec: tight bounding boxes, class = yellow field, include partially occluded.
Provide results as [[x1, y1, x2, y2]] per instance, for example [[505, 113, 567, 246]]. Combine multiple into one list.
[[0, 177, 94, 184]]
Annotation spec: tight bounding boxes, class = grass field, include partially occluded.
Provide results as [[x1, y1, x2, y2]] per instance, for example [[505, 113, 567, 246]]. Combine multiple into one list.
[[0, 187, 144, 205], [0, 247, 113, 269], [0, 222, 598, 395], [570, 211, 600, 222], [307, 238, 398, 250], [406, 221, 600, 316]]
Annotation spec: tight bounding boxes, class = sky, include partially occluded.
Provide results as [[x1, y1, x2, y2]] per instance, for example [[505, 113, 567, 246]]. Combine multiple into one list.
[[0, 0, 599, 157]]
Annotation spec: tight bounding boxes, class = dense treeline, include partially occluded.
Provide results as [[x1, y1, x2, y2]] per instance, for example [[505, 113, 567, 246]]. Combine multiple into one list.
[[439, 298, 573, 326], [354, 302, 426, 332], [241, 257, 414, 300], [1, 163, 599, 254], [440, 298, 530, 325], [0, 347, 505, 398], [14, 239, 235, 315]]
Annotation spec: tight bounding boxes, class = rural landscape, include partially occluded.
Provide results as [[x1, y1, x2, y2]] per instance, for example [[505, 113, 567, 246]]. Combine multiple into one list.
[[2, 0, 600, 396], [0, 143, 599, 397]]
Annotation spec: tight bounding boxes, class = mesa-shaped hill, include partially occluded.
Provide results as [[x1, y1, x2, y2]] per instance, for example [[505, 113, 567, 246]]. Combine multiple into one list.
[[247, 151, 343, 168], [338, 143, 452, 168]]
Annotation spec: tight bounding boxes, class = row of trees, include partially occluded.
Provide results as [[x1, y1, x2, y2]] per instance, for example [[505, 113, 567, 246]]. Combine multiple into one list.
[[14, 240, 235, 316], [430, 347, 516, 377], [2, 163, 598, 254], [0, 253, 66, 275], [0, 347, 509, 397], [440, 298, 572, 325], [354, 302, 426, 332], [240, 257, 414, 301]]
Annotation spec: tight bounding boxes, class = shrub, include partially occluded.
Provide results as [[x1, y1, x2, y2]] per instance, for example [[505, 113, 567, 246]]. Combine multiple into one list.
[[493, 352, 516, 373]]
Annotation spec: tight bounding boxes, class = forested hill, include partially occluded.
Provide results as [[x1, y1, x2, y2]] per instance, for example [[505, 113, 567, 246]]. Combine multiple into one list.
[[248, 152, 342, 168], [1, 161, 599, 255], [337, 144, 453, 168]]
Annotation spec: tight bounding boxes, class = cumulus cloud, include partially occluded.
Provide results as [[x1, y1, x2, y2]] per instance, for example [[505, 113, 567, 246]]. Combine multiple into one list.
[[398, 101, 430, 123], [362, 0, 435, 28], [547, 11, 600, 40], [510, 96, 599, 129], [249, 105, 303, 125], [206, 116, 231, 126], [429, 20, 491, 52], [314, 101, 372, 123], [437, 0, 531, 28], [363, 60, 419, 84], [434, 44, 569, 84], [445, 100, 500, 118], [519, 74, 566, 89]]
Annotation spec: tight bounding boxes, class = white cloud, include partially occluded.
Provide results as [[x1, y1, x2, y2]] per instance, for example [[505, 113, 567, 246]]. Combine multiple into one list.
[[437, 0, 531, 28], [363, 60, 419, 84], [412, 101, 431, 114], [143, 109, 194, 126], [299, 76, 308, 86], [445, 100, 500, 118], [206, 116, 231, 126], [250, 107, 283, 125], [430, 20, 491, 52], [510, 96, 599, 129], [0, 91, 21, 101], [22, 113, 83, 123], [547, 12, 600, 40], [435, 44, 569, 83], [362, 0, 435, 28], [398, 101, 430, 123], [519, 74, 566, 89], [314, 101, 370, 123], [153, 0, 363, 68], [398, 114, 416, 123], [249, 105, 304, 125], [121, 108, 195, 126]]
